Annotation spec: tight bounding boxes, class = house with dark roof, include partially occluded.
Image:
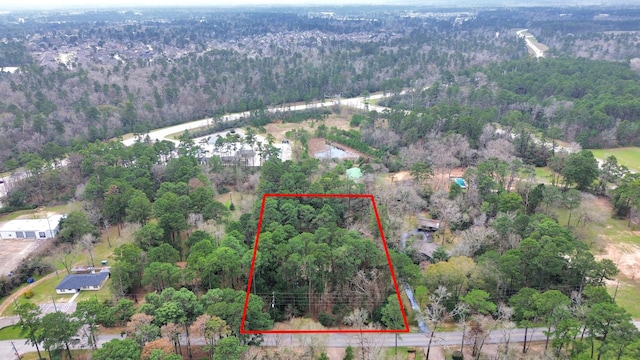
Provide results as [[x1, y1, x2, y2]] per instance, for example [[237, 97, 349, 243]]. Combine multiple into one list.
[[55, 270, 110, 294]]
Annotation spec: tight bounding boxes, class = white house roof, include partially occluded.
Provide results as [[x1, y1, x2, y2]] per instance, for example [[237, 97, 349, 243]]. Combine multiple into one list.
[[0, 215, 64, 232]]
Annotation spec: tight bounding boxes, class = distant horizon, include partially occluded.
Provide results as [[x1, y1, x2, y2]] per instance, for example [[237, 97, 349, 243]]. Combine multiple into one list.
[[3, 0, 640, 12]]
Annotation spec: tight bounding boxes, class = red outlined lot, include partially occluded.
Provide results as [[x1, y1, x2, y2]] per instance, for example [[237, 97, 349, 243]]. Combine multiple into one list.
[[240, 193, 410, 334]]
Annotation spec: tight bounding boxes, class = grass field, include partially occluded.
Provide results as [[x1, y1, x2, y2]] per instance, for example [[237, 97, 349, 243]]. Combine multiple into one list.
[[552, 195, 640, 318], [533, 167, 554, 184], [590, 147, 640, 172]]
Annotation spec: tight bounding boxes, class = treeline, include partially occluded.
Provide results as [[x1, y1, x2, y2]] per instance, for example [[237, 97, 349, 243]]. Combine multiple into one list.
[[355, 107, 638, 357], [0, 9, 524, 171], [484, 57, 640, 148], [381, 57, 640, 150], [14, 287, 266, 360]]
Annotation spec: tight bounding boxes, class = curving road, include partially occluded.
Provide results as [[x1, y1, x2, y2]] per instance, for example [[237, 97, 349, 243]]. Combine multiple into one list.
[[516, 29, 546, 58]]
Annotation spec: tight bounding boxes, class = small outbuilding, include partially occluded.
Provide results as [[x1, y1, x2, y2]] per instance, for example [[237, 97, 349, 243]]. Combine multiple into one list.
[[55, 270, 110, 294], [417, 217, 441, 232], [0, 215, 64, 240]]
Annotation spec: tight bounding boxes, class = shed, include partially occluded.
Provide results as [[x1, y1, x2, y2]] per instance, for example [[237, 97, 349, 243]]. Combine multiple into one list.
[[0, 215, 64, 240], [417, 217, 441, 232], [55, 271, 110, 294], [345, 167, 363, 180]]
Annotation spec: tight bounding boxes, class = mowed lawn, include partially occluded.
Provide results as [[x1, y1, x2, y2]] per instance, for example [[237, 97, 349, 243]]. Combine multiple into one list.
[[591, 147, 640, 172]]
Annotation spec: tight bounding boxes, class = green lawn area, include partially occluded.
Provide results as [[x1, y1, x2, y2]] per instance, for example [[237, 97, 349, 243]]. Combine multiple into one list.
[[590, 147, 640, 173], [0, 325, 22, 340], [533, 167, 554, 184], [76, 284, 112, 303]]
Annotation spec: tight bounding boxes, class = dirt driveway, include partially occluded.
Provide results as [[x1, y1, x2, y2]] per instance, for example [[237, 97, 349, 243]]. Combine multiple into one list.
[[0, 238, 41, 277]]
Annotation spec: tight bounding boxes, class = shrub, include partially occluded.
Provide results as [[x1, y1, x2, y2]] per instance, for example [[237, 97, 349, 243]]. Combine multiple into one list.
[[318, 312, 336, 327], [23, 290, 34, 299]]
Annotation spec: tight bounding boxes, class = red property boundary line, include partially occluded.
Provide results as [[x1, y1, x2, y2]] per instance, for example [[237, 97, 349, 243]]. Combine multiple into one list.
[[240, 193, 410, 334]]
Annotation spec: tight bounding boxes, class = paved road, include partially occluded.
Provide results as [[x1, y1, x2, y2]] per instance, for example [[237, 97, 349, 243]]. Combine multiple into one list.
[[0, 326, 552, 359], [0, 328, 537, 359], [516, 29, 546, 58], [3, 321, 640, 359], [121, 97, 368, 148]]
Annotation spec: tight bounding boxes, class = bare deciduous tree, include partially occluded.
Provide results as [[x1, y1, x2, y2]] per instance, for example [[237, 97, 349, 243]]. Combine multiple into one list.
[[53, 244, 76, 275], [342, 309, 383, 360], [425, 286, 451, 360], [349, 270, 387, 314], [292, 318, 328, 359], [431, 191, 462, 245], [79, 233, 96, 267], [161, 322, 182, 355], [480, 138, 514, 163], [454, 226, 498, 257]]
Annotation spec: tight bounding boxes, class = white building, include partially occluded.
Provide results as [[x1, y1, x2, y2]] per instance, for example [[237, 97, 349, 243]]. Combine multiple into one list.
[[0, 215, 64, 240]]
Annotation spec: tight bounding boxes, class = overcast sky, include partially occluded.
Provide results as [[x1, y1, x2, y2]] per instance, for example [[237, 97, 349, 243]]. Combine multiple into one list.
[[1, 0, 632, 11], [3, 0, 411, 11]]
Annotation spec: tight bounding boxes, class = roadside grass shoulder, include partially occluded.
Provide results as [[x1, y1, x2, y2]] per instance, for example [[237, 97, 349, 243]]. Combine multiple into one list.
[[0, 325, 21, 340], [22, 349, 91, 360]]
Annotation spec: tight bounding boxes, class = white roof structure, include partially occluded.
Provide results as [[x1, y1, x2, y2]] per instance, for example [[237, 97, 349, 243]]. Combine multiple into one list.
[[0, 215, 64, 236]]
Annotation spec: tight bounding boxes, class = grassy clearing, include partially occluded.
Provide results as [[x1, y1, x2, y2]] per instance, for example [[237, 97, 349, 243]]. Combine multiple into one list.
[[0, 203, 79, 222], [609, 278, 640, 319], [551, 195, 640, 318], [591, 147, 640, 172], [119, 133, 135, 141], [0, 325, 21, 340], [533, 167, 554, 184], [215, 191, 257, 219], [601, 217, 640, 246]]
